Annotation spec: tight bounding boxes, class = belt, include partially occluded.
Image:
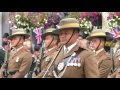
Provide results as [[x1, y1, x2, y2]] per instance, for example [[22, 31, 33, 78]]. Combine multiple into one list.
[[8, 70, 19, 75]]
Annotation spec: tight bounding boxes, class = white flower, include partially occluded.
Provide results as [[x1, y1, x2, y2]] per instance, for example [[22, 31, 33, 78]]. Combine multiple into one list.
[[116, 16, 118, 18], [15, 15, 21, 18], [111, 19, 115, 21], [17, 21, 21, 24], [80, 24, 83, 27]]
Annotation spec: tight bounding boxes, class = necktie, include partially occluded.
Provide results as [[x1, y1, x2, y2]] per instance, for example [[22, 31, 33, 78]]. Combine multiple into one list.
[[64, 48, 68, 55]]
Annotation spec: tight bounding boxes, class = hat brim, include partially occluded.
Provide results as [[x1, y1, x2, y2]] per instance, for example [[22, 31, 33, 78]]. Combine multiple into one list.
[[8, 34, 30, 40], [41, 32, 59, 40], [86, 35, 113, 41], [53, 27, 86, 35], [41, 32, 53, 40]]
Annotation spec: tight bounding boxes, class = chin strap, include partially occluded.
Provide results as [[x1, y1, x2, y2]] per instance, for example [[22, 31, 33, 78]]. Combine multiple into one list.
[[65, 30, 75, 46]]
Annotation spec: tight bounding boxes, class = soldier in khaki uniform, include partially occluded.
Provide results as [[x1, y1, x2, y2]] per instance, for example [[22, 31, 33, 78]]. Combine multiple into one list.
[[0, 28, 32, 78], [108, 34, 120, 78], [87, 29, 112, 78], [42, 18, 99, 78], [34, 28, 60, 78]]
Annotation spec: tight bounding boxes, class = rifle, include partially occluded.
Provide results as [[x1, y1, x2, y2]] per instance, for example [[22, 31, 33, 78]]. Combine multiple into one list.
[[2, 51, 9, 78], [26, 40, 44, 78], [111, 47, 115, 74]]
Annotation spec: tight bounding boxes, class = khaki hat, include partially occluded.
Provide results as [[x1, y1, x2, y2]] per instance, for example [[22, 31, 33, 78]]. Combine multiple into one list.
[[53, 18, 84, 34], [8, 28, 29, 40], [86, 29, 111, 40], [41, 28, 59, 40]]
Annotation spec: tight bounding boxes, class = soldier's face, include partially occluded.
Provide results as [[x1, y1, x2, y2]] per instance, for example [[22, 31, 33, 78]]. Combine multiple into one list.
[[11, 36, 22, 47], [45, 35, 53, 48], [90, 37, 101, 50], [59, 29, 75, 45]]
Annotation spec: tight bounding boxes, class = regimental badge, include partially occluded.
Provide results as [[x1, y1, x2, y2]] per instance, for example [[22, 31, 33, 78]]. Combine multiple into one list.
[[16, 57, 19, 63], [57, 62, 65, 71]]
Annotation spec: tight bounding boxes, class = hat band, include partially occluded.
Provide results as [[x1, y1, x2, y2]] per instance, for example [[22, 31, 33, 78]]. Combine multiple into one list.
[[12, 32, 26, 35], [91, 33, 106, 37], [60, 23, 79, 29]]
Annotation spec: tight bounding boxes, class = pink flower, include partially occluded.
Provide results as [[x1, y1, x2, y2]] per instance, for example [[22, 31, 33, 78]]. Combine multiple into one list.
[[82, 12, 87, 17], [79, 18, 83, 22], [92, 12, 98, 16], [115, 12, 120, 18]]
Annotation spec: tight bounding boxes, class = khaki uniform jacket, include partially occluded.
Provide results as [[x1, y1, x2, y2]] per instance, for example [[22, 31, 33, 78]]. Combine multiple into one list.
[[95, 49, 112, 78], [109, 48, 120, 78], [35, 46, 59, 78], [0, 47, 32, 78], [46, 44, 99, 78]]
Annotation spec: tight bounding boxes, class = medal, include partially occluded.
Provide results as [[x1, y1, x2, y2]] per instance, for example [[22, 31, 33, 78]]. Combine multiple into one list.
[[77, 63, 81, 67], [73, 63, 78, 66], [70, 63, 74, 66], [67, 63, 70, 66], [57, 62, 65, 71]]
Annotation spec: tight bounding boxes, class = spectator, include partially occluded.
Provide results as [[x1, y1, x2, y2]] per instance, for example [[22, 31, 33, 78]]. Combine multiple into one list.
[[3, 33, 9, 42]]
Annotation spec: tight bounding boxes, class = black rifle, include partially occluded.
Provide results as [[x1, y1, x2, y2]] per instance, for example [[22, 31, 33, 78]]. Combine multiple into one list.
[[2, 51, 9, 78], [27, 40, 44, 78]]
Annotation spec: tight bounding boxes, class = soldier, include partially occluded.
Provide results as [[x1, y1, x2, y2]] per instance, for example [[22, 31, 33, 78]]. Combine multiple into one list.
[[0, 28, 32, 78], [87, 29, 112, 78], [34, 28, 60, 78], [0, 48, 5, 68], [43, 18, 99, 78], [108, 34, 120, 78]]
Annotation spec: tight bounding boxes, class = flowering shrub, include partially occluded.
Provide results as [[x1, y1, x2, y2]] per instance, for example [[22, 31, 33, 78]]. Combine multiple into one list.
[[39, 12, 65, 29], [79, 12, 102, 30], [107, 12, 120, 29], [14, 13, 36, 34], [79, 18, 93, 29]]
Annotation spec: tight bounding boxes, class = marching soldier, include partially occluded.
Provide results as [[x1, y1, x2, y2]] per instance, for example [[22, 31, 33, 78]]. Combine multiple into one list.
[[108, 34, 120, 78], [87, 29, 112, 78], [0, 28, 32, 78], [43, 18, 99, 78], [34, 28, 60, 78]]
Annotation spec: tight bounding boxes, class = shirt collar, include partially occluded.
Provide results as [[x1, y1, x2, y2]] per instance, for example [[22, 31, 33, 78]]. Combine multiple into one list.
[[12, 46, 24, 52], [48, 47, 54, 52], [17, 46, 24, 52], [95, 48, 104, 55], [64, 41, 78, 54], [44, 47, 55, 54]]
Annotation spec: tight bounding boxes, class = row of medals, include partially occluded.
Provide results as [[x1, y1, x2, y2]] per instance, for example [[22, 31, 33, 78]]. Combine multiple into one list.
[[57, 57, 81, 71]]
